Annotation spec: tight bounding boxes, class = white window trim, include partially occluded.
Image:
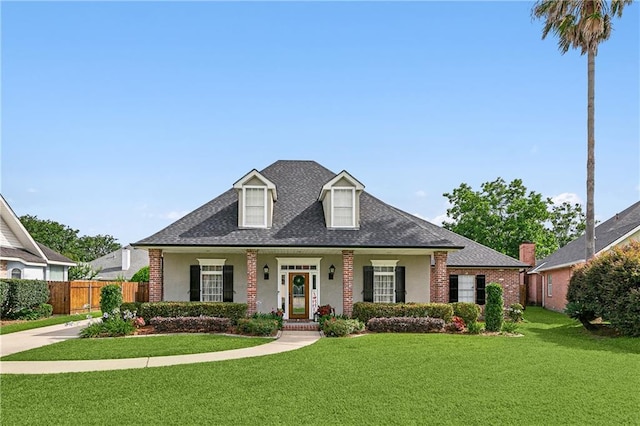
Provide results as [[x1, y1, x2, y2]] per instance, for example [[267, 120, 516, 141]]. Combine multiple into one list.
[[371, 260, 398, 303], [458, 274, 475, 303], [331, 187, 356, 228], [198, 259, 226, 302], [197, 258, 226, 266], [276, 258, 322, 320], [547, 274, 553, 297], [242, 185, 268, 228]]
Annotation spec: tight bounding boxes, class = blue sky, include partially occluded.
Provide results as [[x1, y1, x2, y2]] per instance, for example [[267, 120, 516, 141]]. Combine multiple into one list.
[[2, 1, 639, 247]]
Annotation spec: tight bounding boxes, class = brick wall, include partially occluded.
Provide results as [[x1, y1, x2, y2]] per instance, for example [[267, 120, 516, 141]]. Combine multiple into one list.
[[431, 252, 448, 303], [246, 249, 257, 315], [430, 267, 521, 307], [342, 250, 354, 316], [0, 260, 7, 279], [149, 249, 163, 302], [541, 266, 573, 312]]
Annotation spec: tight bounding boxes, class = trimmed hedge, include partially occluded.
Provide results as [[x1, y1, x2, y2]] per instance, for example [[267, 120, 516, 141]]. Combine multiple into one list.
[[367, 317, 445, 333], [322, 318, 365, 337], [1, 279, 49, 318], [150, 316, 232, 333], [120, 302, 143, 316], [352, 302, 453, 324], [236, 318, 279, 336], [451, 302, 481, 324], [137, 302, 247, 323], [485, 283, 504, 332], [0, 281, 8, 313]]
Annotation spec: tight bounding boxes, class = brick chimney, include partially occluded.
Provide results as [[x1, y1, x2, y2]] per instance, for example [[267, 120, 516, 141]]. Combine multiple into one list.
[[519, 242, 536, 267]]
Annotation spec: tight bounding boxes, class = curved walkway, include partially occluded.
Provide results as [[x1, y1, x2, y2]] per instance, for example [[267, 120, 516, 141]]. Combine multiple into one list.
[[0, 320, 320, 375]]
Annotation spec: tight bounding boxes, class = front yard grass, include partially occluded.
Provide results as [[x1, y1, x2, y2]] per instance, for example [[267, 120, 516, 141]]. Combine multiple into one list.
[[1, 334, 273, 361], [0, 312, 103, 335], [1, 307, 639, 425]]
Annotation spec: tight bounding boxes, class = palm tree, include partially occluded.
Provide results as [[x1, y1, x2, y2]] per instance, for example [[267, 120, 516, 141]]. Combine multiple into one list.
[[532, 0, 632, 260]]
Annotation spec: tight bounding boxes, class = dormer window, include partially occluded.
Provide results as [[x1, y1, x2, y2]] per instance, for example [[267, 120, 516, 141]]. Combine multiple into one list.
[[332, 188, 355, 227], [233, 169, 277, 229], [244, 186, 267, 227], [318, 170, 365, 229]]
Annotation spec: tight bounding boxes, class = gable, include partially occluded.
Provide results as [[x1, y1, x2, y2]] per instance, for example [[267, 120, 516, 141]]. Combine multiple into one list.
[[1, 217, 24, 249]]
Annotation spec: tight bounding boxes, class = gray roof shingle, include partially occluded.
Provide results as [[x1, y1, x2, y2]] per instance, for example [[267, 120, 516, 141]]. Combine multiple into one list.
[[534, 200, 640, 271], [135, 160, 525, 268]]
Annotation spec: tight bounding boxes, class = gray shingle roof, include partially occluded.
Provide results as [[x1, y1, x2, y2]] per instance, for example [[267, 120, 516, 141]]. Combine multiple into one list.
[[36, 243, 75, 265], [534, 200, 640, 272], [0, 246, 47, 264], [89, 246, 149, 280], [135, 160, 525, 268]]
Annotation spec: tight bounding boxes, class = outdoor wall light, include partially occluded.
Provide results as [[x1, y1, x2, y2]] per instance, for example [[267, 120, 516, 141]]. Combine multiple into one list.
[[328, 264, 336, 280], [263, 264, 270, 280]]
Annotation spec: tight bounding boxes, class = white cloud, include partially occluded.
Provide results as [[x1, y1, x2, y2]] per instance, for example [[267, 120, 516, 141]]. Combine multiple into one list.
[[413, 212, 448, 226], [27, 188, 38, 193], [164, 211, 188, 220], [415, 190, 427, 198], [551, 192, 582, 206]]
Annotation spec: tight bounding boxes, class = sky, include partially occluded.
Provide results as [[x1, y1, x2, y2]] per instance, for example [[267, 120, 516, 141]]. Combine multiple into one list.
[[2, 1, 639, 247]]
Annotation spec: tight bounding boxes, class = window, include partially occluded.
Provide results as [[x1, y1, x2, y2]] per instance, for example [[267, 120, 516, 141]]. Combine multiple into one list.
[[332, 188, 354, 227], [244, 187, 266, 227], [201, 265, 223, 302], [458, 275, 475, 303], [11, 268, 21, 279], [547, 274, 553, 297], [373, 266, 395, 303]]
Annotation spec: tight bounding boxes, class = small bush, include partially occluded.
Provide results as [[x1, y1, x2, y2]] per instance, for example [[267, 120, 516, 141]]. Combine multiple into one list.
[[466, 321, 484, 334], [100, 285, 122, 317], [507, 303, 524, 322], [130, 266, 150, 282], [236, 318, 279, 336], [120, 302, 142, 317], [484, 283, 504, 332], [501, 321, 520, 334], [35, 303, 53, 318], [138, 302, 247, 323], [366, 317, 445, 333], [81, 318, 135, 338], [316, 304, 335, 317], [352, 302, 453, 324], [322, 317, 364, 337], [0, 281, 9, 313], [252, 312, 283, 329], [449, 316, 466, 332], [150, 316, 232, 334], [451, 302, 481, 324]]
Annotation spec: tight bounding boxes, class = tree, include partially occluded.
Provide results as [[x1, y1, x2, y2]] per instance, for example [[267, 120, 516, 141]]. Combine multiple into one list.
[[442, 178, 585, 259], [20, 215, 120, 262], [131, 266, 150, 283], [532, 0, 632, 260]]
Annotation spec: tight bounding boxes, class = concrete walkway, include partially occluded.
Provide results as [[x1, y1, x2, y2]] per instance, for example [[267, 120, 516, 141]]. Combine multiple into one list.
[[0, 320, 321, 375]]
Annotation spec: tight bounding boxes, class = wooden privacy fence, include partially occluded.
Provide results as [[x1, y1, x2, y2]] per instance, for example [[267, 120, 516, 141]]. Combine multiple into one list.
[[47, 281, 149, 315]]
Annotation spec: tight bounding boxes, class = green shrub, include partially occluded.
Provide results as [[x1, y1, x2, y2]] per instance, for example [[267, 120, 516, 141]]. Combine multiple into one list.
[[501, 321, 520, 334], [252, 312, 283, 329], [0, 281, 9, 313], [507, 303, 524, 322], [466, 321, 484, 334], [322, 317, 364, 337], [1, 279, 49, 317], [80, 318, 135, 338], [352, 302, 453, 324], [120, 302, 142, 317], [150, 316, 232, 333], [565, 266, 598, 328], [34, 303, 53, 319], [451, 302, 481, 324], [138, 302, 247, 323], [366, 317, 445, 333], [236, 318, 279, 336], [130, 266, 149, 282], [484, 283, 504, 332], [100, 285, 122, 318]]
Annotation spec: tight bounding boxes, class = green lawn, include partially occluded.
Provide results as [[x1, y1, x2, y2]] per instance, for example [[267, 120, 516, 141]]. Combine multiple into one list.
[[1, 334, 273, 361], [1, 308, 639, 425], [0, 312, 103, 335]]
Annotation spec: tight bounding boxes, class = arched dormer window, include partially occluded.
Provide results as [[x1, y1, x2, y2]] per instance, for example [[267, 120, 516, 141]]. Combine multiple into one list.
[[11, 268, 22, 279]]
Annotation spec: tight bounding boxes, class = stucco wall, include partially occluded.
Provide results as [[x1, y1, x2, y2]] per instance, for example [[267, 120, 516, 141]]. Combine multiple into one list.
[[6, 261, 45, 280]]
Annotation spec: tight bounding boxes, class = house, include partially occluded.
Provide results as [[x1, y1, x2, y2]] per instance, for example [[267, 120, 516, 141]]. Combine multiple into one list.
[[0, 195, 76, 281], [529, 200, 640, 312], [89, 245, 149, 281], [134, 160, 527, 319]]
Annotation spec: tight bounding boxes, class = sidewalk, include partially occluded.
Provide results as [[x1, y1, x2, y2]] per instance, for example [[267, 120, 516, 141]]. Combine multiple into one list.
[[0, 322, 320, 375]]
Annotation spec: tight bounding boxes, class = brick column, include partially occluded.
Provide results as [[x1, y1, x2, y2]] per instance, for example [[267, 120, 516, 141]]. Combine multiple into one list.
[[246, 249, 258, 315], [342, 250, 354, 317], [0, 260, 7, 279], [433, 251, 448, 303], [149, 249, 163, 302]]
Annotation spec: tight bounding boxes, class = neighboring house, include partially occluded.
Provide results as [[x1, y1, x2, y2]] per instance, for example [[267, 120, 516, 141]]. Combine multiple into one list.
[[529, 200, 640, 312], [0, 195, 76, 281], [134, 160, 527, 319], [89, 245, 149, 281]]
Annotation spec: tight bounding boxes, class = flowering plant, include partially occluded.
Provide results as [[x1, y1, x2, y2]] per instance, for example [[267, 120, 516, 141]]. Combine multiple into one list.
[[316, 304, 334, 317], [134, 317, 146, 328], [451, 316, 466, 332], [507, 303, 524, 322]]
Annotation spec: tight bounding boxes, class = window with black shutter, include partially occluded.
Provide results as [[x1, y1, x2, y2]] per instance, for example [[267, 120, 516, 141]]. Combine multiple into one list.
[[363, 266, 374, 302], [223, 265, 234, 302], [449, 275, 458, 303], [395, 266, 406, 303], [475, 275, 486, 305], [190, 265, 201, 302]]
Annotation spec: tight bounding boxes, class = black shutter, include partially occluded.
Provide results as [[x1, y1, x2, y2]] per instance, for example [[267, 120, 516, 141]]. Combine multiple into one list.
[[449, 275, 458, 303], [223, 265, 234, 302], [476, 275, 486, 305], [190, 265, 200, 302], [395, 266, 406, 303], [363, 266, 374, 302]]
